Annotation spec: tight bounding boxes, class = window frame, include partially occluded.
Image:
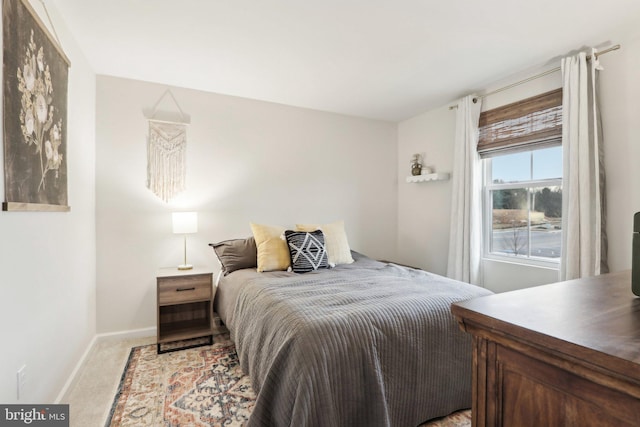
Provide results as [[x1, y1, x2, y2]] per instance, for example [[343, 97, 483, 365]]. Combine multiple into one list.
[[482, 152, 562, 269]]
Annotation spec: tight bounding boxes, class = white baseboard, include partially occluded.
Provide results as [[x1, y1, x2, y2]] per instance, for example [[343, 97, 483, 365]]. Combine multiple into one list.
[[54, 334, 98, 404], [96, 326, 157, 341], [54, 326, 157, 403]]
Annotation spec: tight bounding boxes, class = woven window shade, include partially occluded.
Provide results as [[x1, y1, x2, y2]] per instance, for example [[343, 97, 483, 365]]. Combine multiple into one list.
[[478, 88, 562, 157]]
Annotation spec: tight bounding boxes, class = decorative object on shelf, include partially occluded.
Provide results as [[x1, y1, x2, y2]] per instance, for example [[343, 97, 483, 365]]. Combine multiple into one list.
[[406, 172, 450, 183], [146, 89, 189, 202], [172, 211, 198, 270], [2, 0, 71, 212], [410, 153, 423, 176], [421, 166, 434, 175]]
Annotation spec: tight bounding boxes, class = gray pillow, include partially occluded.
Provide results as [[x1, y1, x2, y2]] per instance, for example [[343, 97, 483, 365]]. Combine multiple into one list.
[[209, 237, 257, 275]]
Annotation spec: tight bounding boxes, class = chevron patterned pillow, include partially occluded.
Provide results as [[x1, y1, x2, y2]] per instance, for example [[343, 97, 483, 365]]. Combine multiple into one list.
[[284, 230, 330, 273]]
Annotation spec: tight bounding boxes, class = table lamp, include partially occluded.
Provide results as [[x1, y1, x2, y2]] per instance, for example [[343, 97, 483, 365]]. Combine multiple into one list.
[[172, 211, 198, 270]]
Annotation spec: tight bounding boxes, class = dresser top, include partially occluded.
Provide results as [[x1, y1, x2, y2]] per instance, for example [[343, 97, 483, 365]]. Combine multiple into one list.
[[452, 270, 640, 373]]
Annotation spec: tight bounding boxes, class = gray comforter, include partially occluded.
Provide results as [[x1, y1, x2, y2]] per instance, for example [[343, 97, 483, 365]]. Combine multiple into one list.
[[219, 254, 492, 427]]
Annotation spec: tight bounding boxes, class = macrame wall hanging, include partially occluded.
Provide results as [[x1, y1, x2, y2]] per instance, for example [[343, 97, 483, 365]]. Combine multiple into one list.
[[146, 90, 189, 202]]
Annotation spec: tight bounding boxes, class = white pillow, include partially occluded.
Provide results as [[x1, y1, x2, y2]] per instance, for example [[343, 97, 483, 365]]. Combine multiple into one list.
[[295, 220, 354, 266]]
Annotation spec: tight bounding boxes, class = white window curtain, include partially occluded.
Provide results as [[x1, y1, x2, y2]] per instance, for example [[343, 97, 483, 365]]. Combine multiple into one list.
[[447, 95, 483, 285], [560, 48, 609, 280]]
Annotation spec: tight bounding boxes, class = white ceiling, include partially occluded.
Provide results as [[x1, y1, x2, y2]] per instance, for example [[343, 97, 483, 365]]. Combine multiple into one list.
[[52, 0, 640, 122]]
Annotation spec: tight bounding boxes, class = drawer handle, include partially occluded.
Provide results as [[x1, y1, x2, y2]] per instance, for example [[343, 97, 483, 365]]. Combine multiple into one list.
[[176, 287, 196, 292]]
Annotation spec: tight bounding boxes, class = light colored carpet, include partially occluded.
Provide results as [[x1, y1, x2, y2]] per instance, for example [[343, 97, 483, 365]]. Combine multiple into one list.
[[62, 335, 157, 427]]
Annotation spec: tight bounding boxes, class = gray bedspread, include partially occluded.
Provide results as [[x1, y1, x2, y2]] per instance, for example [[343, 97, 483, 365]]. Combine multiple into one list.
[[219, 254, 492, 427]]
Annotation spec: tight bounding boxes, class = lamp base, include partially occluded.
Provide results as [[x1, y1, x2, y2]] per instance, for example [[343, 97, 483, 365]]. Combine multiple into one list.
[[177, 264, 193, 270]]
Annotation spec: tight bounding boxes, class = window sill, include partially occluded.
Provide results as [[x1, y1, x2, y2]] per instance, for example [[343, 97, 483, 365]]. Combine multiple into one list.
[[483, 254, 560, 271]]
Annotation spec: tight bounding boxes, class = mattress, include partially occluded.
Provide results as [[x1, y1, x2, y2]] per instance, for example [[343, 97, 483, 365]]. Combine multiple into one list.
[[215, 252, 492, 427]]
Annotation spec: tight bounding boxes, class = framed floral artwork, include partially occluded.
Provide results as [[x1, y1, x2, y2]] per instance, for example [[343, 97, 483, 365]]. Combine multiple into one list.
[[2, 0, 70, 211]]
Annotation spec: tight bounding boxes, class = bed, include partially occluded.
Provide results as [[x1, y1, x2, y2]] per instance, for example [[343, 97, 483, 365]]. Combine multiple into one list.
[[214, 250, 492, 427]]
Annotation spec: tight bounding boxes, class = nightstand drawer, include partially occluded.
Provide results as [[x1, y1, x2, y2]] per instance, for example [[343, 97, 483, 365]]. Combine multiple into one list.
[[158, 274, 212, 305]]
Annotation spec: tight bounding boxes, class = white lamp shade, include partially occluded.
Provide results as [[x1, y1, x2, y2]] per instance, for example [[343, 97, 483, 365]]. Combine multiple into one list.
[[172, 212, 198, 234]]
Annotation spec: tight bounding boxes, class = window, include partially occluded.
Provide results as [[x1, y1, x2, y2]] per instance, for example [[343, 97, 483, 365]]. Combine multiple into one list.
[[483, 147, 562, 264], [479, 89, 562, 266]]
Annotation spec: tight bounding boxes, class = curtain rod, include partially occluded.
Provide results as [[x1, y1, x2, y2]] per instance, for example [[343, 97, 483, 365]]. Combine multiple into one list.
[[448, 44, 620, 110]]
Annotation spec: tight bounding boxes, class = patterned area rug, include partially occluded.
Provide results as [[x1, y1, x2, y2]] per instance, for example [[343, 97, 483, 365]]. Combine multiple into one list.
[[106, 333, 471, 426]]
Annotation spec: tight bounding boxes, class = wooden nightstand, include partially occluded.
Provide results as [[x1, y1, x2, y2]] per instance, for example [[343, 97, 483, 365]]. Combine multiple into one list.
[[156, 268, 214, 353]]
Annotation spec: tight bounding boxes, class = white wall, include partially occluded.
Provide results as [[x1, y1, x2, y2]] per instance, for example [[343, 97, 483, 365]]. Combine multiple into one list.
[[398, 37, 640, 292], [96, 76, 398, 333], [397, 105, 455, 275], [0, 2, 96, 403], [599, 36, 640, 273]]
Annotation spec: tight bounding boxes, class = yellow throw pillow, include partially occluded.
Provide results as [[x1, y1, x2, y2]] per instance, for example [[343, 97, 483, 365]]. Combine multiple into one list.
[[296, 220, 354, 266], [250, 223, 291, 272]]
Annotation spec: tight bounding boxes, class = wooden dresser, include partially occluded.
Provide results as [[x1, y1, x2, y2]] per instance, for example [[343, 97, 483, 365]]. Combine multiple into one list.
[[451, 271, 640, 426]]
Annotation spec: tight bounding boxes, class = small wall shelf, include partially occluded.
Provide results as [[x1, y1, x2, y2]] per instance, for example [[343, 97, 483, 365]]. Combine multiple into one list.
[[406, 172, 450, 183]]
